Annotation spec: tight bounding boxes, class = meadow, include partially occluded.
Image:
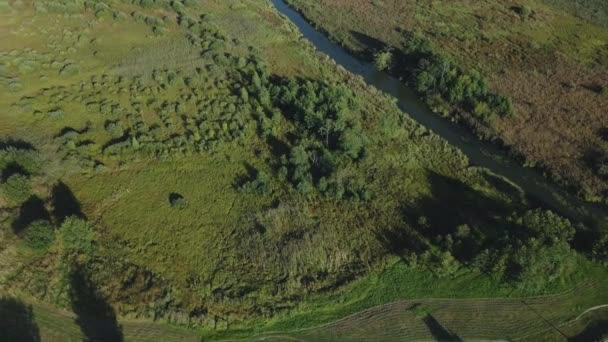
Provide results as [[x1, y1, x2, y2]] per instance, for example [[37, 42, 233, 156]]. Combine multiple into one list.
[[0, 0, 607, 341]]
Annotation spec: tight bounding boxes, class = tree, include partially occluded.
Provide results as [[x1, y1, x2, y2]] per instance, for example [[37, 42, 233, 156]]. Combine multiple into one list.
[[512, 240, 575, 291], [289, 144, 311, 185], [340, 129, 365, 159], [23, 220, 55, 251], [59, 217, 96, 260], [374, 49, 393, 71], [518, 209, 575, 244], [1, 174, 31, 204]]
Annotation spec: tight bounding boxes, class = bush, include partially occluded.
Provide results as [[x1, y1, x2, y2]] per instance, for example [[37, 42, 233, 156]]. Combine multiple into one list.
[[1, 174, 31, 204], [105, 121, 124, 138], [374, 49, 393, 71], [23, 220, 55, 251], [414, 54, 513, 122], [59, 63, 79, 77], [519, 5, 532, 19], [169, 193, 187, 209], [59, 217, 96, 258]]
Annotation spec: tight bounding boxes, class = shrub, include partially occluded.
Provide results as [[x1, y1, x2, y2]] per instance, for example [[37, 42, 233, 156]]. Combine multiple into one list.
[[1, 174, 31, 204], [59, 217, 96, 258], [105, 121, 124, 138], [520, 5, 532, 19], [59, 63, 79, 77], [374, 49, 393, 71], [8, 81, 23, 92], [169, 193, 187, 209], [23, 220, 55, 251]]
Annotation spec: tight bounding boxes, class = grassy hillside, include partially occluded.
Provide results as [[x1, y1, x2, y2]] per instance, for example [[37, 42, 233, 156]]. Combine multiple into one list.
[[0, 0, 607, 340], [544, 0, 608, 27], [283, 0, 608, 203]]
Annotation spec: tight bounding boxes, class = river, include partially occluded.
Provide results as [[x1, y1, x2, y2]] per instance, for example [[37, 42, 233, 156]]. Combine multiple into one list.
[[270, 0, 607, 227]]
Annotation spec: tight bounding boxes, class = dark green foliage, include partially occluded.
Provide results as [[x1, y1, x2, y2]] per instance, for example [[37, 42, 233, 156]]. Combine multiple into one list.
[[516, 209, 575, 243], [1, 174, 32, 204], [273, 80, 361, 149], [0, 147, 42, 176], [240, 170, 273, 195], [414, 54, 511, 121], [470, 209, 577, 290], [105, 121, 124, 138], [23, 220, 55, 251], [59, 217, 96, 258], [263, 79, 370, 199], [374, 49, 393, 71]]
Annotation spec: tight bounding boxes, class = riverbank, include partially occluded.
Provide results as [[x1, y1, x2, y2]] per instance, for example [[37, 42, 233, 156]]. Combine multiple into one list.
[[269, 0, 608, 232], [277, 0, 608, 205]]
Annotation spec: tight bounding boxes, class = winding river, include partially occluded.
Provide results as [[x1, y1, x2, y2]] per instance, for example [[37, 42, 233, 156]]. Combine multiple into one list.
[[270, 0, 607, 226]]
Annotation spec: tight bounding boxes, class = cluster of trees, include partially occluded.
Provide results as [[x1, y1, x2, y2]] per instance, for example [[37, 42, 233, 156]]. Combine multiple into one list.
[[0, 147, 41, 206], [413, 209, 580, 290], [414, 54, 513, 122], [239, 76, 372, 200], [372, 31, 513, 124], [128, 0, 196, 11]]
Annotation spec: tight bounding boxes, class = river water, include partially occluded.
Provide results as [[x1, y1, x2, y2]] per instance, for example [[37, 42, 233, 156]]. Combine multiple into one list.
[[270, 0, 607, 226]]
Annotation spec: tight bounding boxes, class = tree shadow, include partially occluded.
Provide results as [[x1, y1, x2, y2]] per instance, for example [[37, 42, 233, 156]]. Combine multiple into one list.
[[348, 30, 432, 79], [12, 196, 51, 235], [266, 135, 290, 160], [408, 171, 513, 236], [596, 126, 608, 141], [568, 319, 608, 341], [349, 30, 387, 59], [0, 139, 36, 151], [375, 223, 426, 257], [70, 268, 123, 342], [233, 162, 258, 189], [480, 171, 525, 205], [51, 182, 85, 225], [377, 171, 519, 263], [422, 314, 462, 342], [0, 297, 41, 342], [1, 161, 30, 182]]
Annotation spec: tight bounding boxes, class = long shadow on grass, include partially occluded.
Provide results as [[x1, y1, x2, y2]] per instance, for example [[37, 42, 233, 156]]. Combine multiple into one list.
[[0, 161, 30, 182], [422, 314, 462, 341], [568, 319, 608, 342], [12, 195, 51, 235], [70, 268, 123, 342], [378, 171, 519, 263], [0, 297, 41, 342], [51, 182, 85, 225], [348, 30, 432, 78]]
